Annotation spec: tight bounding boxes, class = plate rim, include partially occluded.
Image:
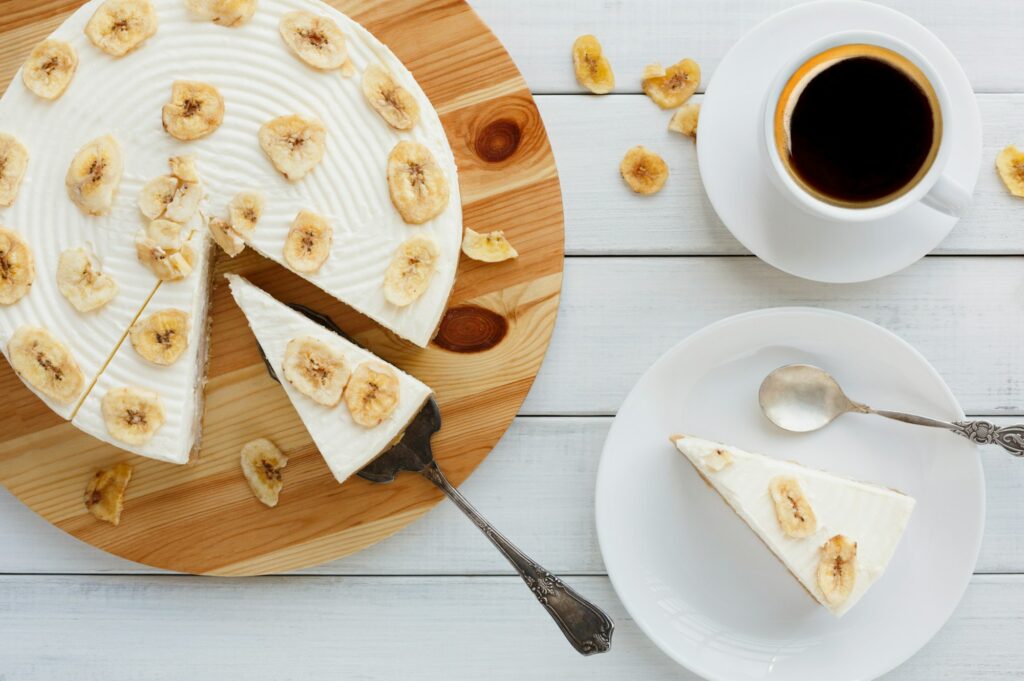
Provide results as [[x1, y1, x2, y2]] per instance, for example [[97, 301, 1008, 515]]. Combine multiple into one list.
[[594, 306, 985, 681]]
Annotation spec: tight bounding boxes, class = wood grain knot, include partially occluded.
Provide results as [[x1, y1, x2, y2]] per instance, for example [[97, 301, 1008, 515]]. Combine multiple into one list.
[[433, 306, 508, 353], [474, 118, 521, 163]]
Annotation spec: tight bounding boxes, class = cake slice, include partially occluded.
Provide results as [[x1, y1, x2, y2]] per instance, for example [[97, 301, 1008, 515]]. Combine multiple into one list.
[[671, 434, 915, 617], [227, 274, 433, 484], [72, 229, 213, 464]]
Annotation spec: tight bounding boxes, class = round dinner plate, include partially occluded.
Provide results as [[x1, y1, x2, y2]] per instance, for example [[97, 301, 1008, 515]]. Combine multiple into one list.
[[697, 0, 982, 283], [595, 307, 984, 681]]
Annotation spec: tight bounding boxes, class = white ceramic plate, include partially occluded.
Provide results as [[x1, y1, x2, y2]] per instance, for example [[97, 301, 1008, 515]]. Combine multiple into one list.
[[697, 0, 982, 283], [595, 307, 984, 681]]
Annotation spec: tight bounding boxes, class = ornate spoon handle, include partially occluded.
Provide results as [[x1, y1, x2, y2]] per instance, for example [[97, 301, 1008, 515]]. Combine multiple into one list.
[[419, 461, 614, 655], [870, 410, 1024, 457]]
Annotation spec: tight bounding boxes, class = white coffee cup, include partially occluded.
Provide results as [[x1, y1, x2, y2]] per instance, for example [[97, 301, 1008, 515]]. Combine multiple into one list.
[[762, 31, 972, 222]]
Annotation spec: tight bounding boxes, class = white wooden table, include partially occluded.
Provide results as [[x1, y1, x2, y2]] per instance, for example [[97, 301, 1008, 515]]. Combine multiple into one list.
[[2, 1, 1023, 678]]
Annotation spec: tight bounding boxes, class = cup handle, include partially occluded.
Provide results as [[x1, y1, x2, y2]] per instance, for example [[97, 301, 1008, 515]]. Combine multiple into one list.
[[921, 173, 972, 217]]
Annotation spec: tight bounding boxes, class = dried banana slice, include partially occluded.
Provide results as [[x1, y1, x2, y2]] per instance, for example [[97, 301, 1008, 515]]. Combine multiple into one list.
[[136, 229, 196, 281], [101, 386, 166, 445], [996, 145, 1024, 198], [461, 227, 518, 263], [85, 0, 158, 57], [668, 102, 700, 139], [769, 476, 817, 538], [57, 247, 119, 313], [0, 228, 35, 305], [7, 326, 85, 404], [65, 134, 123, 216], [130, 308, 191, 366], [384, 234, 439, 306], [144, 219, 187, 251], [259, 115, 326, 181], [164, 180, 204, 223], [169, 155, 200, 183], [387, 141, 450, 224], [620, 145, 668, 195], [0, 133, 29, 208], [701, 448, 733, 473], [162, 81, 224, 141], [361, 64, 420, 130], [283, 210, 332, 273], [138, 175, 179, 220], [209, 217, 245, 257], [84, 462, 133, 526], [642, 59, 700, 109], [572, 35, 614, 94], [228, 191, 265, 239], [817, 534, 857, 606], [22, 40, 78, 100], [279, 11, 348, 70], [185, 0, 257, 27], [240, 438, 288, 507], [345, 362, 400, 428], [282, 336, 350, 406]]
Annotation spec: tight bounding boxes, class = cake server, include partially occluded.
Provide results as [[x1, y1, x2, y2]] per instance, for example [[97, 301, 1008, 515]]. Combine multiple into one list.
[[261, 305, 614, 655], [359, 398, 614, 655], [759, 363, 1024, 456]]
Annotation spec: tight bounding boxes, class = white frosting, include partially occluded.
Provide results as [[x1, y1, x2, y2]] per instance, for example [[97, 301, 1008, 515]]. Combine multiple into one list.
[[73, 230, 212, 464], [0, 0, 459, 461], [227, 274, 432, 484], [672, 435, 916, 617]]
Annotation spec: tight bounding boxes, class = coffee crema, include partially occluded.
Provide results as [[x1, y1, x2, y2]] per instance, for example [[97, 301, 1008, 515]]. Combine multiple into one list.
[[774, 44, 942, 208]]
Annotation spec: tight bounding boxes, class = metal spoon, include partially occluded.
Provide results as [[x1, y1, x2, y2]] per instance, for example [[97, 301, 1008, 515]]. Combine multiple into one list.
[[758, 364, 1024, 456]]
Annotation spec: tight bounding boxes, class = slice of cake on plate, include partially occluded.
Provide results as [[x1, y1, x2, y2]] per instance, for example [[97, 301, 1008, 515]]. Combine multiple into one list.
[[227, 274, 432, 484], [671, 434, 916, 617]]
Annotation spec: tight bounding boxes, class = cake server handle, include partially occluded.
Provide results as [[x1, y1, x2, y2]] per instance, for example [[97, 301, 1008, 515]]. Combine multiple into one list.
[[869, 409, 1024, 457], [419, 461, 615, 655]]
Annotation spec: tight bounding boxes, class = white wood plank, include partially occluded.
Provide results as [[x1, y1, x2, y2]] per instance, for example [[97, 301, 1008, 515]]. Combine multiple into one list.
[[539, 94, 1024, 256], [524, 256, 1024, 417], [1, 417, 1021, 576], [0, 574, 1020, 680], [471, 0, 1024, 94]]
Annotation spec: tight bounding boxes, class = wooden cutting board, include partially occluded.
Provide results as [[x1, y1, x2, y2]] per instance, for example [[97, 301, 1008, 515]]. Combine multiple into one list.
[[0, 0, 563, 575]]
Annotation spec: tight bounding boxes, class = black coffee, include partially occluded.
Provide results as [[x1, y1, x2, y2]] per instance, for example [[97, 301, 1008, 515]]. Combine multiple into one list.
[[777, 46, 940, 207]]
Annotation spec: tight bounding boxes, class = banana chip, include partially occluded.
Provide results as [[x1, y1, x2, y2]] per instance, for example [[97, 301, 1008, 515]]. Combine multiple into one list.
[[817, 535, 857, 607], [85, 0, 158, 57], [620, 145, 668, 195], [996, 145, 1024, 198], [668, 102, 700, 139], [461, 228, 518, 263], [572, 35, 614, 94], [0, 228, 35, 305], [8, 326, 85, 404], [362, 64, 420, 130], [22, 40, 78, 99], [642, 58, 700, 109], [85, 462, 134, 526], [162, 81, 224, 141], [101, 386, 165, 445], [240, 439, 288, 507], [0, 133, 28, 208]]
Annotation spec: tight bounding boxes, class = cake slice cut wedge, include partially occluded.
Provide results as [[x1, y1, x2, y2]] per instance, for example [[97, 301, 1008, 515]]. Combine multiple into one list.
[[227, 274, 433, 485], [671, 434, 916, 617]]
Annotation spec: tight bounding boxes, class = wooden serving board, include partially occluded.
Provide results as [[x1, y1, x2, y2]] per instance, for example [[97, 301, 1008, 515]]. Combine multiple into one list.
[[0, 0, 563, 575]]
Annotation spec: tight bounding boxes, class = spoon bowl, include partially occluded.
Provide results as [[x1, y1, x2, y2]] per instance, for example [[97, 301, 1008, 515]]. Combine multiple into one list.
[[758, 364, 860, 432]]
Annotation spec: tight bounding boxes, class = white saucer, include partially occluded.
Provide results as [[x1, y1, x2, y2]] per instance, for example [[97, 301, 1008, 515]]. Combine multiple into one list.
[[595, 307, 984, 681], [697, 0, 982, 283]]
